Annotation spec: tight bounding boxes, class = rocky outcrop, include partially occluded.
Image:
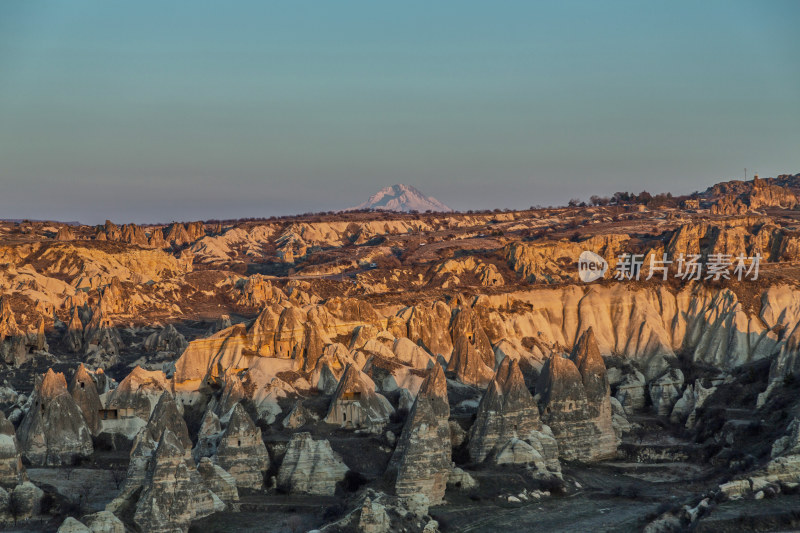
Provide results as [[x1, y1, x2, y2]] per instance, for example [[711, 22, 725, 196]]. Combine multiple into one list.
[[124, 392, 192, 492], [648, 368, 684, 416], [569, 328, 617, 458], [537, 352, 616, 462], [711, 195, 748, 215], [16, 369, 93, 466], [83, 511, 126, 533], [106, 366, 171, 420], [434, 257, 504, 287], [404, 302, 454, 359], [387, 364, 451, 504], [144, 324, 188, 356], [748, 176, 798, 210], [69, 364, 103, 435], [63, 306, 84, 353], [282, 401, 319, 429], [213, 403, 270, 489], [0, 297, 39, 367], [83, 306, 122, 362], [197, 457, 239, 507], [614, 368, 647, 413], [192, 410, 222, 461], [446, 335, 492, 387], [0, 410, 26, 488], [324, 364, 394, 433], [450, 306, 494, 368], [56, 225, 76, 241], [133, 430, 223, 533], [58, 517, 90, 532], [670, 379, 716, 428], [468, 357, 541, 463], [277, 432, 348, 495], [5, 481, 43, 524]]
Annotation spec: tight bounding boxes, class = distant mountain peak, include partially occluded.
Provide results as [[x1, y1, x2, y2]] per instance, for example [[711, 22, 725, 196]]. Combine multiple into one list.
[[350, 184, 452, 213]]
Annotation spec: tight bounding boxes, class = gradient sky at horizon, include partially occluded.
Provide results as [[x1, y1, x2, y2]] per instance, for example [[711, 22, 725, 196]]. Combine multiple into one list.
[[1, 1, 799, 224]]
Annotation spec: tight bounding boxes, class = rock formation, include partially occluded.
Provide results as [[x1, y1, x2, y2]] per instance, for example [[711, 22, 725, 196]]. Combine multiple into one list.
[[68, 364, 103, 435], [536, 351, 616, 462], [133, 430, 223, 533], [197, 457, 239, 507], [106, 366, 171, 419], [277, 432, 348, 496], [324, 364, 394, 433], [0, 297, 36, 367], [468, 357, 542, 463], [192, 410, 222, 461], [569, 328, 617, 458], [124, 391, 192, 492], [0, 410, 26, 488], [387, 364, 451, 504], [649, 368, 684, 416], [447, 335, 493, 387], [144, 324, 188, 356], [63, 306, 84, 353], [213, 403, 270, 489], [16, 369, 93, 466]]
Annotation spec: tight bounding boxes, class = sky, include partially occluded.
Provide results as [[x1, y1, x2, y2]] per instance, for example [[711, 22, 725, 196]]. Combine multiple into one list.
[[0, 1, 799, 224]]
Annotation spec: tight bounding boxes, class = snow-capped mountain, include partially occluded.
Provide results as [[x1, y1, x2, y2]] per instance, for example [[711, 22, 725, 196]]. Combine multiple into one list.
[[350, 184, 452, 213]]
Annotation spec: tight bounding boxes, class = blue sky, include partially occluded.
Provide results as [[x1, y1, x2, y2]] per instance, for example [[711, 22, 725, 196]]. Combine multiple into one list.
[[1, 1, 798, 223]]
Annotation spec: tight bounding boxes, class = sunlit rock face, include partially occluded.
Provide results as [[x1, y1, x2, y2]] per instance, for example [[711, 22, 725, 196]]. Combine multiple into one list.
[[447, 334, 493, 387], [16, 369, 93, 466], [386, 364, 451, 504]]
